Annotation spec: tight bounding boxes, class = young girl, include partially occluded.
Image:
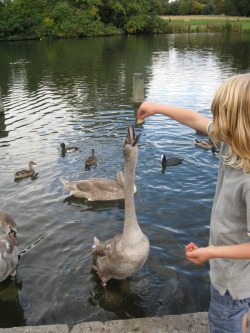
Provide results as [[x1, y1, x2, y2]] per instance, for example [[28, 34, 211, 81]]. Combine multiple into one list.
[[137, 73, 250, 333]]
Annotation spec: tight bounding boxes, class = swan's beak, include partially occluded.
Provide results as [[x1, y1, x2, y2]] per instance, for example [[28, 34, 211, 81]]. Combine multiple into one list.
[[124, 125, 140, 147]]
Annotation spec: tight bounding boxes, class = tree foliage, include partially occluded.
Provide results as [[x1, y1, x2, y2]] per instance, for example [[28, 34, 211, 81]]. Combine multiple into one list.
[[0, 0, 168, 40], [0, 0, 249, 40], [163, 0, 250, 17]]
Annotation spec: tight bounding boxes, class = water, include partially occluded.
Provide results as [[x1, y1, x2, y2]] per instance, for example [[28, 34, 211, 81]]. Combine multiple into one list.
[[0, 33, 249, 328]]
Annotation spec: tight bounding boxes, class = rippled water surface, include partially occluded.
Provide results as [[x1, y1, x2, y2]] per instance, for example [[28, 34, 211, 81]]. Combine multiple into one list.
[[0, 33, 250, 327]]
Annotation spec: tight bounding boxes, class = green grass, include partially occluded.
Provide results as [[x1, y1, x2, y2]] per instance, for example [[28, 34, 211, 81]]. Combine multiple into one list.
[[161, 15, 250, 32]]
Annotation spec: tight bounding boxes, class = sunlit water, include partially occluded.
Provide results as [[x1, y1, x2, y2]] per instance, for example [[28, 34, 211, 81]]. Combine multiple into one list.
[[0, 33, 249, 327]]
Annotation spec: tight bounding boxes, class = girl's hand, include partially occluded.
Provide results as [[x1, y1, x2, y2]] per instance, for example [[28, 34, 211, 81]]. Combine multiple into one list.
[[137, 101, 158, 119], [185, 242, 214, 264]]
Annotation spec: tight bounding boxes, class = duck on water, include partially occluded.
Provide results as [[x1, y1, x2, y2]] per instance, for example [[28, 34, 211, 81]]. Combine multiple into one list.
[[14, 161, 37, 179]]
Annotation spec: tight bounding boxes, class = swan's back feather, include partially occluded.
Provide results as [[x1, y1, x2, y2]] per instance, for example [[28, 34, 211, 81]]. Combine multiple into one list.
[[0, 235, 18, 282], [60, 177, 128, 201]]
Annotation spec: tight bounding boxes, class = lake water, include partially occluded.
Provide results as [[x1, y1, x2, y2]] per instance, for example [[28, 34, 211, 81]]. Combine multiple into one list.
[[0, 33, 250, 328]]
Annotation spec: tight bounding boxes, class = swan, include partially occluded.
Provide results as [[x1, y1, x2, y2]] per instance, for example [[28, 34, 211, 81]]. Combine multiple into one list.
[[91, 125, 150, 286], [60, 143, 79, 155], [60, 171, 136, 201], [14, 161, 37, 179], [161, 154, 183, 167], [85, 149, 96, 167], [0, 210, 18, 282]]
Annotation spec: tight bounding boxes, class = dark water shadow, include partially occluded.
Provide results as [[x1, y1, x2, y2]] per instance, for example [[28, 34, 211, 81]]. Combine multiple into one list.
[[89, 269, 147, 319], [85, 163, 97, 171], [0, 278, 26, 328], [0, 113, 9, 138], [63, 195, 125, 212]]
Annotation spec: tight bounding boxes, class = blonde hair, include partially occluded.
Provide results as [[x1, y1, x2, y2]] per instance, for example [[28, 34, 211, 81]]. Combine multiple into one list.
[[210, 73, 250, 172]]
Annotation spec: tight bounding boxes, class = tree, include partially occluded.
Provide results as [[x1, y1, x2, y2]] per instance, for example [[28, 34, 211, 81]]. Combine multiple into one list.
[[201, 3, 214, 15], [191, 1, 203, 14], [167, 1, 179, 15], [178, 1, 188, 15]]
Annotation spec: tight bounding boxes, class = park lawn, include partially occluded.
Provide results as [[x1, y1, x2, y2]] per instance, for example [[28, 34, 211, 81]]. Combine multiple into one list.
[[161, 15, 250, 31]]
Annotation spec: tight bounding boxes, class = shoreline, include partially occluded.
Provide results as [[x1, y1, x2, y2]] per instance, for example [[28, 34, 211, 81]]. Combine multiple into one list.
[[0, 312, 249, 333]]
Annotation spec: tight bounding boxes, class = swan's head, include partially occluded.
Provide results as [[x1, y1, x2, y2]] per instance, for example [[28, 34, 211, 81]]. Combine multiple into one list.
[[123, 125, 140, 158], [123, 125, 140, 161], [0, 210, 18, 245]]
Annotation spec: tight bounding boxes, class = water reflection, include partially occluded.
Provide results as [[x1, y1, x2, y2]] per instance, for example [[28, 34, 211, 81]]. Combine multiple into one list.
[[0, 33, 249, 327], [89, 272, 147, 318], [0, 114, 9, 138], [63, 195, 125, 210]]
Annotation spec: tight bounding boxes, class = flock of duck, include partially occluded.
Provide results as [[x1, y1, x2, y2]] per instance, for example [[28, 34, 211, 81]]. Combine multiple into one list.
[[0, 125, 217, 286], [1, 125, 150, 287]]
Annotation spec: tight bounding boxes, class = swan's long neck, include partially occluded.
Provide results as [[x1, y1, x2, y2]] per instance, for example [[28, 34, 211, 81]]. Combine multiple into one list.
[[122, 150, 142, 240]]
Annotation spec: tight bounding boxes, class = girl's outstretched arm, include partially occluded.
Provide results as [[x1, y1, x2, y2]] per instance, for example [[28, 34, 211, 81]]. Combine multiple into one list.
[[185, 242, 250, 265], [137, 101, 211, 134]]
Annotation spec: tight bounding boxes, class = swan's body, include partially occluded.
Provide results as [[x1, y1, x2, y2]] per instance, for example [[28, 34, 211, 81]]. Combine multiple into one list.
[[161, 154, 183, 167], [14, 161, 37, 179], [0, 210, 18, 282], [85, 149, 96, 167], [92, 125, 149, 286], [60, 171, 136, 201], [61, 143, 79, 155]]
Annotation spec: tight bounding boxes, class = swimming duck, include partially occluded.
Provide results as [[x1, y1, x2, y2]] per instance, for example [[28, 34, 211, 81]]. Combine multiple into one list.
[[91, 125, 150, 286], [195, 139, 219, 155], [60, 171, 136, 201], [85, 149, 96, 167], [61, 143, 79, 155], [194, 139, 216, 149], [161, 154, 183, 167], [14, 161, 37, 179], [0, 210, 18, 282]]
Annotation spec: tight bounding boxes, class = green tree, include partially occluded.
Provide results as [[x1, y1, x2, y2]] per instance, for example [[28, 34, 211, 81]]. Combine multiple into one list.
[[167, 1, 179, 15], [191, 1, 203, 14], [201, 3, 214, 14], [178, 1, 188, 15], [230, 0, 250, 16]]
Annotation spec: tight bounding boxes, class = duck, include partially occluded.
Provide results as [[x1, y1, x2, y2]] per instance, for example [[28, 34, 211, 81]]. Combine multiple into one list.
[[161, 154, 183, 167], [195, 139, 219, 155], [61, 143, 79, 155], [0, 210, 18, 282], [60, 171, 136, 201], [91, 125, 150, 286], [194, 139, 217, 150], [14, 161, 37, 179], [85, 149, 96, 167]]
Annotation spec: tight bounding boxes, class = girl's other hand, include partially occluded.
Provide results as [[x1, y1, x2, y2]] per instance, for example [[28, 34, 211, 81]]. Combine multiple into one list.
[[185, 242, 214, 264]]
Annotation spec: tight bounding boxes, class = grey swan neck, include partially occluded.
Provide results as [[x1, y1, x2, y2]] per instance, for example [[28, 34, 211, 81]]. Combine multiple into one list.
[[122, 154, 141, 240]]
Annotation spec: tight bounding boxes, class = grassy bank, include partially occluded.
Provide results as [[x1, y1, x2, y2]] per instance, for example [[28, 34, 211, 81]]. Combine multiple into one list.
[[161, 15, 250, 33]]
